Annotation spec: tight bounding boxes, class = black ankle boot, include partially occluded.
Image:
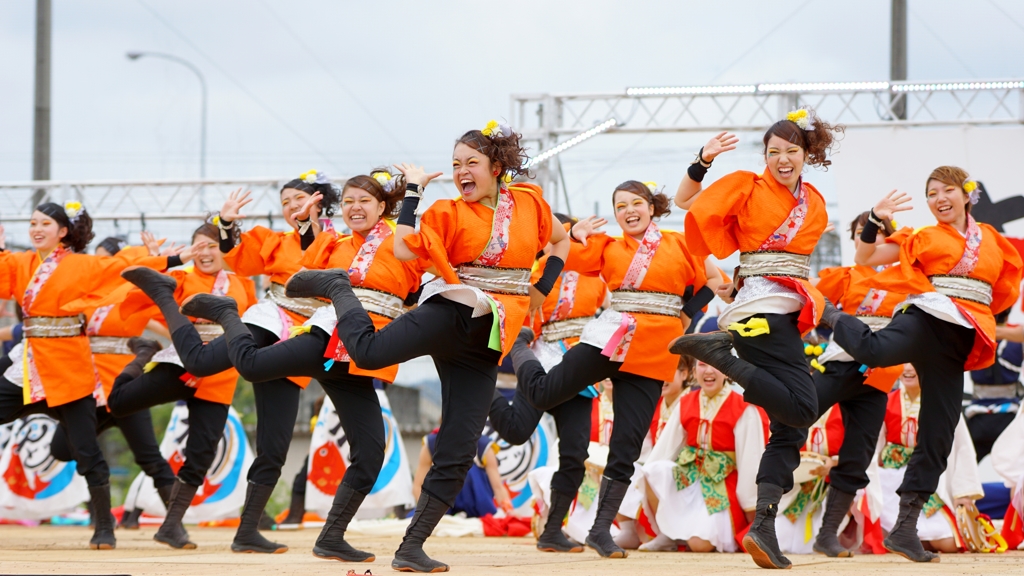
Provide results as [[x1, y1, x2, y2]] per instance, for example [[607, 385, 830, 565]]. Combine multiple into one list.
[[668, 331, 757, 386], [884, 492, 939, 562], [122, 267, 192, 333], [585, 477, 629, 558], [154, 479, 198, 549], [814, 487, 855, 557], [120, 507, 142, 530], [157, 483, 174, 509], [178, 294, 250, 343], [537, 490, 583, 553], [742, 483, 791, 569], [819, 298, 843, 329], [277, 489, 306, 530], [88, 484, 116, 550], [231, 482, 287, 554], [509, 327, 538, 373], [285, 269, 362, 319], [392, 492, 451, 572], [120, 337, 162, 380], [313, 484, 374, 562]]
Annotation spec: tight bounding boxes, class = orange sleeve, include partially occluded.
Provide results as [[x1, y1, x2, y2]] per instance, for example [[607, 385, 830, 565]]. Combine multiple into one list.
[[565, 234, 611, 276], [300, 232, 343, 270], [684, 171, 758, 260], [0, 251, 30, 301], [815, 267, 850, 304], [223, 226, 279, 277], [991, 230, 1023, 315], [403, 201, 460, 284], [885, 226, 915, 245], [870, 229, 936, 295], [241, 276, 260, 312], [115, 269, 186, 321]]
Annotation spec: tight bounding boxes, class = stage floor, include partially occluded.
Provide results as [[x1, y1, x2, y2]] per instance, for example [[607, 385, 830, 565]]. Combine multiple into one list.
[[1, 525, 1021, 575]]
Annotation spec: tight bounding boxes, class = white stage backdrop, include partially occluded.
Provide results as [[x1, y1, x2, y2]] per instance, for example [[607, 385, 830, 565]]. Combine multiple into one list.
[[830, 125, 1024, 265]]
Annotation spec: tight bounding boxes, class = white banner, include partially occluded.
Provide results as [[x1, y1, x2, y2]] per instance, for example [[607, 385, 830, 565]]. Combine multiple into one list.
[[0, 415, 89, 520], [484, 412, 559, 516]]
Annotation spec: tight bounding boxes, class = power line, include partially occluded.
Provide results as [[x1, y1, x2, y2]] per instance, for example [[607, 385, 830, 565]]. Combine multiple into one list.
[[134, 0, 341, 172], [987, 0, 1024, 35], [255, 0, 415, 160], [909, 7, 978, 77], [709, 0, 815, 82]]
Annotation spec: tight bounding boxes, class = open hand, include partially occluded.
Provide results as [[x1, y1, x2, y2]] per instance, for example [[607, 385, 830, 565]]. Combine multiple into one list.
[[220, 188, 253, 222], [393, 163, 443, 189], [295, 191, 323, 222], [873, 190, 913, 220], [700, 132, 739, 163], [570, 216, 608, 246]]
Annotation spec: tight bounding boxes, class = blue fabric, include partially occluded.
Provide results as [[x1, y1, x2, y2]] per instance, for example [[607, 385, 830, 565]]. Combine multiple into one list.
[[2, 323, 23, 356], [450, 465, 497, 518], [977, 482, 1011, 519], [970, 341, 1022, 385]]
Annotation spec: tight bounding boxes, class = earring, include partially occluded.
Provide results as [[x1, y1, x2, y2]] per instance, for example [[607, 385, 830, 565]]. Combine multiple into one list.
[[493, 170, 500, 176]]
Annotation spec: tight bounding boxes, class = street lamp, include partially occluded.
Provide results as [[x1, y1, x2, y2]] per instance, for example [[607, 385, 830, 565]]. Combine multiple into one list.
[[126, 51, 208, 186]]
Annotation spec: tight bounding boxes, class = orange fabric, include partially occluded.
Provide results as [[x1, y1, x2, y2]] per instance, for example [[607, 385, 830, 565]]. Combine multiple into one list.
[[402, 183, 553, 360], [871, 222, 1023, 370], [88, 300, 157, 397], [816, 265, 906, 391], [0, 249, 169, 407], [527, 239, 608, 337], [573, 230, 707, 382], [301, 229, 427, 382], [684, 170, 829, 334], [223, 226, 307, 326]]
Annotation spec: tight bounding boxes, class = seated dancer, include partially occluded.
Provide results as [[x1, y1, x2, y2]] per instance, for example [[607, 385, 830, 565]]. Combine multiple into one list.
[[670, 109, 843, 569], [178, 169, 426, 563], [866, 365, 983, 554], [641, 361, 766, 552], [0, 202, 173, 549], [512, 180, 719, 558], [487, 213, 607, 553], [280, 122, 569, 572], [819, 166, 1021, 561], [107, 221, 258, 550]]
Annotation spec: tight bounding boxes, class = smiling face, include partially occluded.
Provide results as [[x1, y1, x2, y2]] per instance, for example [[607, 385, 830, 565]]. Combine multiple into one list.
[[663, 366, 688, 399], [453, 143, 499, 204], [281, 187, 315, 229], [765, 134, 807, 190], [28, 210, 67, 252], [696, 361, 727, 398], [341, 186, 384, 234], [900, 364, 920, 394], [192, 233, 224, 275], [926, 178, 968, 225], [613, 190, 654, 238]]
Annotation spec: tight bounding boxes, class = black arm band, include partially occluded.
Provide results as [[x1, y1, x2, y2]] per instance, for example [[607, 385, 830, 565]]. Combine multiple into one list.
[[166, 254, 183, 269], [217, 218, 236, 253], [532, 255, 565, 297], [397, 195, 421, 228], [682, 285, 715, 319], [299, 222, 317, 251], [860, 219, 880, 244], [687, 162, 709, 183]]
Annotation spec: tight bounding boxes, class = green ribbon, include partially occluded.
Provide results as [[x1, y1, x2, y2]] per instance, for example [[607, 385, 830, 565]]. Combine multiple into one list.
[[486, 297, 502, 352], [673, 444, 736, 515]]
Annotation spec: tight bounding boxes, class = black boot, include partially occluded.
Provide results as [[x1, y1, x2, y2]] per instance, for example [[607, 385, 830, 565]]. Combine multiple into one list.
[[285, 269, 362, 319], [819, 298, 842, 329], [537, 490, 583, 553], [313, 484, 374, 562], [668, 331, 757, 385], [884, 492, 939, 562], [154, 479, 198, 549], [122, 267, 192, 333], [88, 484, 116, 550], [259, 510, 276, 531], [277, 488, 306, 530], [813, 487, 855, 557], [120, 507, 142, 530], [157, 483, 174, 509], [121, 337, 162, 380], [585, 477, 629, 558], [392, 492, 451, 573], [231, 482, 288, 554], [179, 294, 250, 344], [742, 483, 790, 569]]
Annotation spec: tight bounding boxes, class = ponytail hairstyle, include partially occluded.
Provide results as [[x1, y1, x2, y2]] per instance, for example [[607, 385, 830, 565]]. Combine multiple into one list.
[[554, 212, 578, 226], [763, 108, 845, 169], [611, 180, 672, 219], [925, 166, 977, 214], [207, 213, 240, 245], [192, 221, 221, 244], [281, 170, 341, 218], [456, 120, 530, 183], [850, 210, 895, 240], [36, 201, 94, 253], [342, 168, 407, 220]]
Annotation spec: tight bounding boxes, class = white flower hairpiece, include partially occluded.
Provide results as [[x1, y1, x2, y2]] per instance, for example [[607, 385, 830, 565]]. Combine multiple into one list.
[[785, 108, 816, 131], [963, 179, 980, 205], [643, 181, 659, 193], [64, 200, 83, 222], [299, 169, 331, 185], [373, 172, 396, 193], [481, 119, 513, 139]]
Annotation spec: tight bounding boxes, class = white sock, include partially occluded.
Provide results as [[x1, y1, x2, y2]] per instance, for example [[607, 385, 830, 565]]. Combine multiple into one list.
[[613, 520, 641, 549], [639, 533, 679, 551]]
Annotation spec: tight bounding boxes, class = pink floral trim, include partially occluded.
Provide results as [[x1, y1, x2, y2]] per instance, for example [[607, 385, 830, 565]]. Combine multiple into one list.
[[760, 181, 808, 251]]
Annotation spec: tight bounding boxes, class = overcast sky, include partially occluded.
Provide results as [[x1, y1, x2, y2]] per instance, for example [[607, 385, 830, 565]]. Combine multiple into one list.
[[2, 0, 1023, 218]]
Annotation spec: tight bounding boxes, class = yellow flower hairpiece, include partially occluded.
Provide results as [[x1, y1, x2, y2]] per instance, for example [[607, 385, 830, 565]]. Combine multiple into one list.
[[964, 180, 980, 205], [891, 218, 898, 229], [212, 215, 221, 226], [373, 171, 397, 193], [785, 108, 814, 131], [299, 169, 319, 184], [481, 120, 500, 137], [643, 181, 658, 193], [963, 180, 977, 193], [64, 201, 83, 219]]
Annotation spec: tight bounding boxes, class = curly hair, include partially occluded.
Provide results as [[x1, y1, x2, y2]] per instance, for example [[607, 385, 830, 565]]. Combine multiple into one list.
[[456, 128, 530, 183], [763, 110, 845, 169], [612, 180, 672, 218], [281, 177, 341, 218], [36, 202, 94, 253], [850, 210, 895, 240], [342, 168, 407, 220]]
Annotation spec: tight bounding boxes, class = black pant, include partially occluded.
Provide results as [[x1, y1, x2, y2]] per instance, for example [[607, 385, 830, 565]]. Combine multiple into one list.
[[226, 325, 385, 494], [334, 297, 500, 506], [293, 454, 309, 497], [521, 343, 661, 484], [833, 306, 975, 497], [490, 384, 592, 497], [759, 360, 887, 493], [967, 412, 1017, 461], [107, 364, 229, 487], [0, 378, 109, 487], [50, 406, 176, 489]]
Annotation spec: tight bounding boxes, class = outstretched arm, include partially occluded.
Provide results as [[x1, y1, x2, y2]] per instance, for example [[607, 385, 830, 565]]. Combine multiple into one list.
[[393, 163, 444, 262], [675, 132, 738, 210], [854, 190, 912, 266]]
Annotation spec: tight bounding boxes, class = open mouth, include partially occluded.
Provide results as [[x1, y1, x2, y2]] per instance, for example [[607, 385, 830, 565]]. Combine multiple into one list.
[[460, 179, 476, 195], [31, 234, 46, 243], [349, 214, 365, 222], [198, 258, 214, 267], [778, 166, 794, 178], [937, 205, 952, 214], [625, 215, 640, 226]]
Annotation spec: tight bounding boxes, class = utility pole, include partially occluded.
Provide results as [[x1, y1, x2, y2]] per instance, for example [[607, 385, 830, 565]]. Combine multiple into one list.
[[890, 0, 907, 120], [32, 0, 52, 206]]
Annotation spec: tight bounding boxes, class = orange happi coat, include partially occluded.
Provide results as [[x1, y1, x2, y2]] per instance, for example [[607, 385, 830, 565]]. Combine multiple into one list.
[[528, 227, 608, 338], [0, 247, 169, 407], [575, 229, 708, 382], [816, 264, 907, 391], [403, 183, 553, 360], [869, 222, 1022, 370], [685, 170, 829, 334], [302, 226, 427, 382]]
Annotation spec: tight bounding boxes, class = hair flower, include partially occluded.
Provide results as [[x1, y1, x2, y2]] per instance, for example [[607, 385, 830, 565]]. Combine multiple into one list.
[[373, 171, 396, 193], [300, 169, 319, 184], [964, 180, 980, 205], [643, 181, 658, 193], [785, 108, 815, 131], [212, 215, 221, 226], [481, 119, 512, 139], [64, 200, 83, 220]]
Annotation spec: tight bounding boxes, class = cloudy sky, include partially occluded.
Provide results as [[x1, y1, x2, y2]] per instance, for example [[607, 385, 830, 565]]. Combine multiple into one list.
[[2, 0, 1023, 218]]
